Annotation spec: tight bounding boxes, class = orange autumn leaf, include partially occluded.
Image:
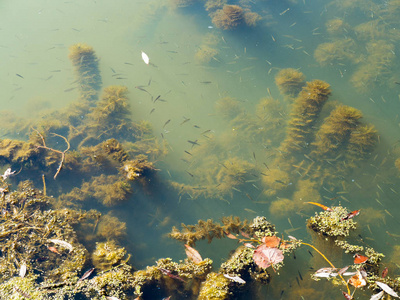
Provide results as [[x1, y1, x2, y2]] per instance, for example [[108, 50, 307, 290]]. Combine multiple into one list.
[[306, 202, 333, 212], [224, 232, 238, 239], [348, 270, 366, 288], [261, 236, 281, 248], [47, 246, 61, 255], [354, 254, 368, 264], [184, 244, 203, 264]]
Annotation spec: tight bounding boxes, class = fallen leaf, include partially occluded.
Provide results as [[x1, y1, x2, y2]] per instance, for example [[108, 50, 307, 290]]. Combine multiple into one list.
[[223, 274, 246, 284], [348, 270, 366, 288], [354, 254, 368, 264], [19, 264, 27, 278], [253, 244, 284, 269], [141, 51, 150, 65], [225, 232, 237, 239], [370, 291, 384, 300], [338, 266, 349, 275], [184, 244, 203, 264], [376, 281, 400, 298], [313, 267, 338, 278], [342, 291, 352, 300], [381, 267, 388, 278], [261, 236, 281, 248], [48, 239, 73, 252], [240, 231, 250, 238]]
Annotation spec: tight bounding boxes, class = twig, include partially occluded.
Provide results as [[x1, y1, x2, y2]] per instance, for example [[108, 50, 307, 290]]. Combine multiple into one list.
[[32, 128, 70, 179], [301, 242, 351, 295]]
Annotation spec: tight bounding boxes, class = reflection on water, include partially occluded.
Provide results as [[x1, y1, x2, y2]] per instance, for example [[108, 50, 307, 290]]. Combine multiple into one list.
[[1, 0, 400, 299]]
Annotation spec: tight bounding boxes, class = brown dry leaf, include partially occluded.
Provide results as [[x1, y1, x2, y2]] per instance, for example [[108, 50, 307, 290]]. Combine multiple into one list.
[[225, 232, 237, 239], [261, 236, 281, 248], [348, 270, 366, 288], [184, 244, 203, 263], [253, 244, 284, 269]]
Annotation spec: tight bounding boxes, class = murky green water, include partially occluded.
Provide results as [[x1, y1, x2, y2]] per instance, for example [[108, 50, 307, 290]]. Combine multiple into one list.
[[1, 0, 400, 299]]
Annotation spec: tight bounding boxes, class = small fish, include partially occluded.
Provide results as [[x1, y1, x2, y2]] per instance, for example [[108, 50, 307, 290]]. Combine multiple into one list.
[[180, 118, 190, 125], [163, 119, 171, 128], [16, 73, 24, 78], [150, 108, 155, 114], [187, 140, 200, 146], [298, 270, 303, 280], [245, 193, 254, 201], [154, 95, 161, 102], [341, 209, 360, 221], [141, 51, 150, 65], [184, 150, 192, 156], [158, 267, 185, 282], [47, 246, 61, 255], [280, 8, 290, 15], [200, 81, 212, 84], [78, 268, 95, 283], [244, 208, 257, 214], [64, 87, 76, 92], [186, 171, 194, 177], [307, 202, 333, 212]]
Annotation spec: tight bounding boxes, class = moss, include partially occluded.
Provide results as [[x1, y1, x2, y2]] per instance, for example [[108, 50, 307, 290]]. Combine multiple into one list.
[[169, 216, 252, 246], [307, 205, 357, 237], [68, 43, 102, 100], [195, 45, 219, 64], [96, 213, 127, 240], [326, 19, 349, 35], [211, 5, 244, 30], [215, 97, 243, 119], [275, 68, 306, 97], [92, 240, 129, 271], [314, 39, 357, 66], [396, 158, 400, 172], [220, 246, 254, 275], [198, 272, 231, 300], [312, 105, 363, 157], [279, 80, 331, 154], [335, 240, 364, 254], [122, 155, 155, 181], [0, 276, 45, 299]]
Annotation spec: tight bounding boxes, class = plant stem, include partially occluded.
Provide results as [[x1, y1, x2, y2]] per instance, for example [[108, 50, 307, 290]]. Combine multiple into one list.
[[301, 242, 351, 295]]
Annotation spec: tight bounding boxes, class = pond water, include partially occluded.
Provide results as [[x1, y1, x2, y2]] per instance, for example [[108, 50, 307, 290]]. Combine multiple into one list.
[[1, 0, 400, 299]]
